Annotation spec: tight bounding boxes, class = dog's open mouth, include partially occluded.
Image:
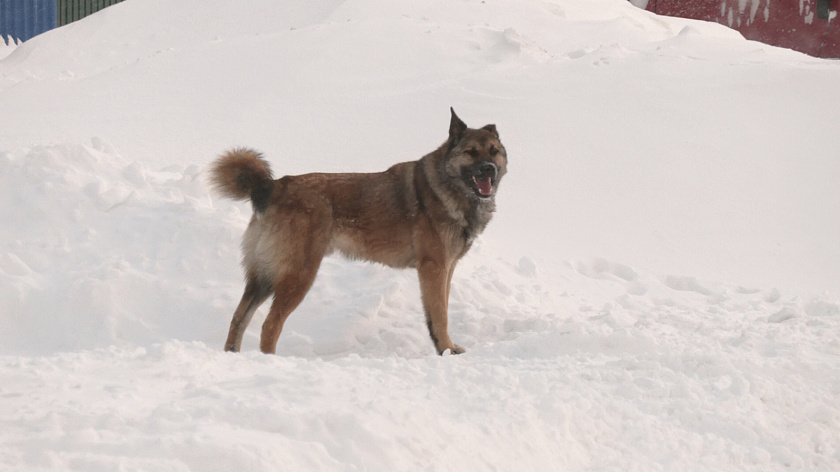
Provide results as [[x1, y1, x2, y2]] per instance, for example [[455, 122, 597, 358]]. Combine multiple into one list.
[[472, 176, 493, 197], [466, 161, 497, 199]]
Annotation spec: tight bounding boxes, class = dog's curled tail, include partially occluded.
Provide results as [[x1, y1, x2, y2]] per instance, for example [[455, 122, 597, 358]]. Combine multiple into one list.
[[210, 148, 274, 212]]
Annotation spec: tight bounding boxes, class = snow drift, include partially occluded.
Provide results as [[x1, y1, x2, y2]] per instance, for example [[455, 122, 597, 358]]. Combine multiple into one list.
[[1, 0, 839, 470]]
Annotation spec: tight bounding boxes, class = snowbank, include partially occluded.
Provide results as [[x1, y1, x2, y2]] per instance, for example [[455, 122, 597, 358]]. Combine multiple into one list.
[[1, 0, 839, 470]]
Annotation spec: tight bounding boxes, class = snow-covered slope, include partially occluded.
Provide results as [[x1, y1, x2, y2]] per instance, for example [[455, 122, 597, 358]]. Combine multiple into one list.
[[1, 0, 838, 470]]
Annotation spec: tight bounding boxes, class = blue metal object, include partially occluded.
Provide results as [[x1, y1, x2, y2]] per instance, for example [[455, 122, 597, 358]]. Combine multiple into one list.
[[0, 0, 127, 45], [0, 0, 57, 44]]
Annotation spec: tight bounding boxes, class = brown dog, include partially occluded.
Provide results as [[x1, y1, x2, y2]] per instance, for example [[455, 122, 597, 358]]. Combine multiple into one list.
[[210, 108, 507, 355]]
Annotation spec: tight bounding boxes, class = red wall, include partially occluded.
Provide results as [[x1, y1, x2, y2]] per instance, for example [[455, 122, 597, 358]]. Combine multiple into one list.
[[640, 0, 839, 58]]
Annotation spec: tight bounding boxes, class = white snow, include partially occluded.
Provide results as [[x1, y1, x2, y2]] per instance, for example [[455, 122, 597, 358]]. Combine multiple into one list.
[[1, 0, 839, 470], [0, 36, 19, 60]]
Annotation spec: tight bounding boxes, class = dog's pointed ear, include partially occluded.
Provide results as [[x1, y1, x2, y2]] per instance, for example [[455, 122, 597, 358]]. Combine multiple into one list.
[[481, 124, 499, 138], [449, 107, 467, 144]]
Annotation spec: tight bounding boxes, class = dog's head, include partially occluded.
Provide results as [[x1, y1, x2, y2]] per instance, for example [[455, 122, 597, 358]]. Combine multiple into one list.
[[444, 108, 507, 201]]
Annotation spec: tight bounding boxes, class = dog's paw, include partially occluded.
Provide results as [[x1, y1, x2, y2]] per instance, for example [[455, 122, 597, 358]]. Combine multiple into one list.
[[442, 344, 466, 356]]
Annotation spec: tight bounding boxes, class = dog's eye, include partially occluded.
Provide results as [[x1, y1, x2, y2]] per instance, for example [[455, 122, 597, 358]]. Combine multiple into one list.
[[465, 149, 479, 158], [488, 146, 498, 156]]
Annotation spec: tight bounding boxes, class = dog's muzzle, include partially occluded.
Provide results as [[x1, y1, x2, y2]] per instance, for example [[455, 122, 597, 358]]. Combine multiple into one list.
[[471, 161, 497, 198]]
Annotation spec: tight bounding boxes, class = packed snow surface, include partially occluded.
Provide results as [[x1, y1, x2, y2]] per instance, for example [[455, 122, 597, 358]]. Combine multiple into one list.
[[1, 0, 839, 470]]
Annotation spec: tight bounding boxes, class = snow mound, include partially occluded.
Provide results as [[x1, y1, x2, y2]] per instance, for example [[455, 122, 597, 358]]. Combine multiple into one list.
[[2, 0, 840, 469]]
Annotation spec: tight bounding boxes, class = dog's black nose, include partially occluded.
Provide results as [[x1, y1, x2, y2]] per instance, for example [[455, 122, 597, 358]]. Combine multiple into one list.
[[475, 162, 497, 179]]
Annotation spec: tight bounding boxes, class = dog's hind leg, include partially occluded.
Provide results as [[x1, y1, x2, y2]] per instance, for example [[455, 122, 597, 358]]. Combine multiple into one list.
[[259, 260, 323, 354], [224, 276, 273, 352], [258, 216, 330, 354]]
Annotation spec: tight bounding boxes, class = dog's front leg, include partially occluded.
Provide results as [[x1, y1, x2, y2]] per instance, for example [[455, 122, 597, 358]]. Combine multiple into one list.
[[417, 256, 464, 355]]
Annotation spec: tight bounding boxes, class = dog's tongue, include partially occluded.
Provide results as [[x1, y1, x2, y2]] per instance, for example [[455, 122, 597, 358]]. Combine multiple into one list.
[[476, 177, 493, 196]]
